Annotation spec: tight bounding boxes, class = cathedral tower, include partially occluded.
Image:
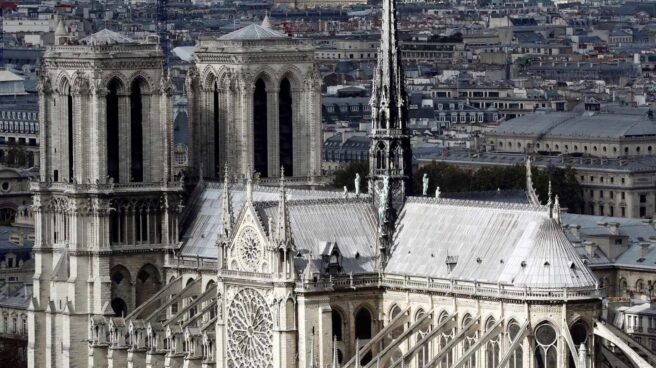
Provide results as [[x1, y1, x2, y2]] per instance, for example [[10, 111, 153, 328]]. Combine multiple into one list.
[[187, 21, 322, 180], [369, 0, 412, 264], [28, 30, 182, 368]]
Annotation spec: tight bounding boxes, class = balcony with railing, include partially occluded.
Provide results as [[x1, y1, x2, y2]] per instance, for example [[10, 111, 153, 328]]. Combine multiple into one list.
[[296, 273, 603, 302]]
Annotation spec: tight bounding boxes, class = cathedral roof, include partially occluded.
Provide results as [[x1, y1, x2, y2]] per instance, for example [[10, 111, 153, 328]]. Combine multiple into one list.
[[385, 197, 598, 288], [260, 199, 378, 274], [218, 24, 285, 41], [80, 29, 134, 46], [179, 182, 342, 258]]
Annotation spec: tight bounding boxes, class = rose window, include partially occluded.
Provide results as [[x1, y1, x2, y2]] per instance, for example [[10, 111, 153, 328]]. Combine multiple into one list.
[[227, 288, 273, 368], [237, 227, 262, 271]]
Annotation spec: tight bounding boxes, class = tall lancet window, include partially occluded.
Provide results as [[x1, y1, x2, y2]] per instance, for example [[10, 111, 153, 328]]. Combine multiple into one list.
[[106, 79, 121, 182], [130, 79, 144, 182], [279, 78, 293, 176], [213, 81, 220, 176], [64, 82, 73, 182], [253, 79, 268, 177], [375, 142, 386, 172]]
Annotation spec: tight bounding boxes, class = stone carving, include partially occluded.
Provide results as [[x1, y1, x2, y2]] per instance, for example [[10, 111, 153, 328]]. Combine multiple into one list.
[[354, 173, 361, 196], [227, 288, 273, 368], [237, 227, 263, 272], [422, 173, 429, 196]]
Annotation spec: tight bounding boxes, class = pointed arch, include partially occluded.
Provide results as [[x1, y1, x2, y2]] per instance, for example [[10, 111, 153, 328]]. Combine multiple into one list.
[[331, 306, 345, 341], [130, 76, 148, 182], [135, 263, 161, 307], [534, 322, 559, 368], [111, 265, 132, 314], [253, 78, 268, 177], [106, 77, 124, 182], [279, 77, 293, 176]]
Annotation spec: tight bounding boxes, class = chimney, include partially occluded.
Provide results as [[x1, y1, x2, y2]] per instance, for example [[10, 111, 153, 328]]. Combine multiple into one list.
[[584, 241, 597, 258], [640, 242, 650, 259], [607, 222, 620, 235], [570, 224, 581, 239]]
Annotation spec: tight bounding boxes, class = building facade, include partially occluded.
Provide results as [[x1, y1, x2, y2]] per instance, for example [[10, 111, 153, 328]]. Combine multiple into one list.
[[27, 3, 653, 368], [188, 23, 322, 180]]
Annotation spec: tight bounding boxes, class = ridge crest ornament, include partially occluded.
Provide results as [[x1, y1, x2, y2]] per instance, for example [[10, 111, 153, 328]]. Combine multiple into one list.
[[227, 288, 273, 368]]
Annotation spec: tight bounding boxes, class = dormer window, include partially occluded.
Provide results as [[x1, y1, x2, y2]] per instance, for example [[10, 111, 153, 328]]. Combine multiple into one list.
[[321, 241, 342, 275]]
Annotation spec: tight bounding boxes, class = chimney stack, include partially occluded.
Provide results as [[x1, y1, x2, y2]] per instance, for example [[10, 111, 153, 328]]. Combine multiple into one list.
[[640, 242, 650, 259], [584, 241, 597, 258], [607, 222, 620, 235]]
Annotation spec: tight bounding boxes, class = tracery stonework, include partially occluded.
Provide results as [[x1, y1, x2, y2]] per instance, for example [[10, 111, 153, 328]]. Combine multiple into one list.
[[237, 227, 263, 271], [227, 288, 273, 368]]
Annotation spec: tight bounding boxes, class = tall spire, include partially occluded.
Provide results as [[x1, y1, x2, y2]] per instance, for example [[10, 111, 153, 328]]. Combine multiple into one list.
[[332, 335, 340, 368], [222, 164, 233, 238], [276, 167, 292, 246], [371, 0, 405, 132], [369, 0, 411, 270], [246, 166, 253, 203], [308, 332, 317, 368], [526, 155, 540, 206]]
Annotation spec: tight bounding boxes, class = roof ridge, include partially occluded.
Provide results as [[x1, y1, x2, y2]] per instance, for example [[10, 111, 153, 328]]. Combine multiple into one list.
[[405, 195, 547, 212]]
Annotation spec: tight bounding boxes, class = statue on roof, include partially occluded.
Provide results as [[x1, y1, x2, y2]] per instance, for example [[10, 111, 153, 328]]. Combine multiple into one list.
[[422, 173, 429, 196], [435, 186, 441, 199], [354, 173, 361, 196]]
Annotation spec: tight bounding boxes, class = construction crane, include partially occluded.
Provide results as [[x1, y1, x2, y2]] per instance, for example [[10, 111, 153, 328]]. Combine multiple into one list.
[[0, 0, 16, 68], [157, 0, 169, 73]]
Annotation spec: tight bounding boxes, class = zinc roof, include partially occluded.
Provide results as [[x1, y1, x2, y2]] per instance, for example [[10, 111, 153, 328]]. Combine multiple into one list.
[[386, 197, 598, 288]]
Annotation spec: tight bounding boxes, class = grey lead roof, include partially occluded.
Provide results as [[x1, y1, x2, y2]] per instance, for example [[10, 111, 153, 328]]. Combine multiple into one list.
[[490, 110, 656, 139], [80, 29, 135, 45], [179, 184, 342, 258], [218, 24, 285, 41], [260, 199, 378, 274], [179, 185, 597, 288], [386, 198, 598, 288]]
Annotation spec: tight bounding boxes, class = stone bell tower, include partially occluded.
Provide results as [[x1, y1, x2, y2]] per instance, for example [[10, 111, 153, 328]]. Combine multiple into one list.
[[28, 30, 182, 368]]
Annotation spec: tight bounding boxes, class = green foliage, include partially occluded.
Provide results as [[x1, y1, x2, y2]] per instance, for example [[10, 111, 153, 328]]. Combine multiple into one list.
[[413, 161, 584, 213], [1, 142, 32, 168], [332, 161, 369, 193]]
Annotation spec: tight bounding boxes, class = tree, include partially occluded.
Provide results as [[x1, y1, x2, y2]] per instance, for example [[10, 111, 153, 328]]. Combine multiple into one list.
[[332, 161, 369, 193], [412, 161, 584, 213]]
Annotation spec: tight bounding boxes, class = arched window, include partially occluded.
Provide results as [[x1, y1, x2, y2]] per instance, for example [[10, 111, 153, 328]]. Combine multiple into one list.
[[389, 305, 403, 339], [107, 79, 122, 181], [332, 309, 343, 341], [534, 323, 558, 368], [110, 265, 132, 313], [253, 79, 268, 177], [135, 264, 161, 307], [462, 314, 477, 368], [415, 309, 429, 367], [130, 79, 145, 182], [111, 298, 128, 317], [375, 142, 386, 171], [485, 317, 500, 368], [279, 78, 293, 176], [355, 308, 372, 340], [213, 80, 220, 177], [63, 79, 74, 182], [507, 320, 523, 368]]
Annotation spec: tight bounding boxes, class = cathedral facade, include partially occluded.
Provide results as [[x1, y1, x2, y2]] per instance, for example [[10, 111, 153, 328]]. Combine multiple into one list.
[[27, 4, 651, 368]]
